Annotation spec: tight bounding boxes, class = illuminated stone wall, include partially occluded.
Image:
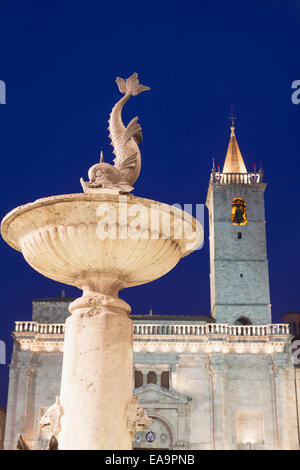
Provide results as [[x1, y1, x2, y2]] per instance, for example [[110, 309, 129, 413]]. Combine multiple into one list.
[[4, 346, 63, 450], [3, 306, 299, 450]]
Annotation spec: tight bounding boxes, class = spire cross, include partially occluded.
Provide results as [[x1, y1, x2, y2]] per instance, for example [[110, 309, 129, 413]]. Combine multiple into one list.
[[229, 105, 237, 128]]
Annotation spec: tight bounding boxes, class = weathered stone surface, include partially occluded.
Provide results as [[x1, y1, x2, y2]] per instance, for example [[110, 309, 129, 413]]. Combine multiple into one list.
[[32, 299, 72, 323], [0, 406, 5, 450], [59, 282, 133, 450]]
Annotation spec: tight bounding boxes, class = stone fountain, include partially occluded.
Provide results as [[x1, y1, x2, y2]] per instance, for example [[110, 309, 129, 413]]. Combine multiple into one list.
[[1, 73, 203, 450]]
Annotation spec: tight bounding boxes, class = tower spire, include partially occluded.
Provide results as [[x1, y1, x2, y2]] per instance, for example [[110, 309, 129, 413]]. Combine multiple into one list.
[[222, 108, 247, 174]]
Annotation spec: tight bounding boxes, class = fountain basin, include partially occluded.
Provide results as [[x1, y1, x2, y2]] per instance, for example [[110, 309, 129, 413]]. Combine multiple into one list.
[[1, 193, 203, 289]]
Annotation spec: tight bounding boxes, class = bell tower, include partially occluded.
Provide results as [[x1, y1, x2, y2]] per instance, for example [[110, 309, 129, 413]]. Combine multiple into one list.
[[206, 122, 271, 325]]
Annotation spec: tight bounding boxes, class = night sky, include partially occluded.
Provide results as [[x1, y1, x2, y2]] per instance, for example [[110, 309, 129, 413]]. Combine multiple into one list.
[[0, 0, 300, 408]]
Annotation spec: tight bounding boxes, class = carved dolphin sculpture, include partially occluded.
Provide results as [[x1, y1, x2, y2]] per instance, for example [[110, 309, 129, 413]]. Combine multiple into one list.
[[80, 73, 150, 193]]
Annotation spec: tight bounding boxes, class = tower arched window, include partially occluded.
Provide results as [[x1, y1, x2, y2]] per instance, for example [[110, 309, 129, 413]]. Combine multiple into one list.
[[134, 371, 143, 388], [232, 197, 247, 225], [147, 371, 157, 384], [161, 371, 170, 389]]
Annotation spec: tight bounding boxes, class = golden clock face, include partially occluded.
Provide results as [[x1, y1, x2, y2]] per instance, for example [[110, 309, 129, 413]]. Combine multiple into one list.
[[232, 197, 247, 225]]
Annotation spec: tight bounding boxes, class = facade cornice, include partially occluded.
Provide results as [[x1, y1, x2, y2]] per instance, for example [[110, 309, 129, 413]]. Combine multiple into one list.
[[133, 339, 289, 355], [134, 383, 191, 404]]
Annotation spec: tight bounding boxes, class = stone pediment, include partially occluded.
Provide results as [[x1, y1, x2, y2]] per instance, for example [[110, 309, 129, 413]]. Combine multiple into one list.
[[134, 383, 190, 404]]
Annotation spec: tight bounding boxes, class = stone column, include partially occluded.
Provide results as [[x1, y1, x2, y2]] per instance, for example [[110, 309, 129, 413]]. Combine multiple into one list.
[[270, 354, 289, 450], [142, 371, 148, 386], [23, 362, 37, 447], [268, 364, 279, 449], [175, 407, 188, 450], [208, 353, 225, 450], [157, 372, 162, 387], [4, 353, 31, 450], [59, 274, 133, 450], [206, 361, 215, 449]]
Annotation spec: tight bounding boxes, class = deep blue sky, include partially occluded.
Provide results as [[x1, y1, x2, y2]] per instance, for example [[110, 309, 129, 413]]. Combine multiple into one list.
[[0, 0, 299, 408]]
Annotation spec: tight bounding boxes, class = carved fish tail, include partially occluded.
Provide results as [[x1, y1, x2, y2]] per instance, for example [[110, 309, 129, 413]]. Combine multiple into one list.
[[116, 73, 150, 97]]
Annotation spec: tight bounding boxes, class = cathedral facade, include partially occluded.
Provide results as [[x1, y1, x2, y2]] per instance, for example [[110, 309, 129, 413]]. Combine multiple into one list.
[[3, 126, 300, 450]]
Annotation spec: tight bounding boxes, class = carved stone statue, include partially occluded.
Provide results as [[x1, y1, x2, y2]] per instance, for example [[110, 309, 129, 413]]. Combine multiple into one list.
[[126, 396, 152, 440], [38, 396, 63, 440], [80, 73, 150, 194]]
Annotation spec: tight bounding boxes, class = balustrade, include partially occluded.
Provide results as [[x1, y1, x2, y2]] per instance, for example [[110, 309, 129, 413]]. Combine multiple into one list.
[[211, 171, 262, 185], [15, 321, 289, 337]]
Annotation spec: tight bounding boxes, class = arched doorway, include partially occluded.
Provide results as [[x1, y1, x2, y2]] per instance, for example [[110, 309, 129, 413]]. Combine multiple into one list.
[[133, 416, 173, 450]]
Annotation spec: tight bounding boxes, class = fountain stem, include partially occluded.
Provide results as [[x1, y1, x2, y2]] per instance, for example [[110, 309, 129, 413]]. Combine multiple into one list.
[[58, 273, 133, 450]]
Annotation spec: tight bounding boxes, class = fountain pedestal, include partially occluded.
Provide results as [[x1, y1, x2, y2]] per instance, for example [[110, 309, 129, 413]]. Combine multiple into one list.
[[59, 274, 132, 450]]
